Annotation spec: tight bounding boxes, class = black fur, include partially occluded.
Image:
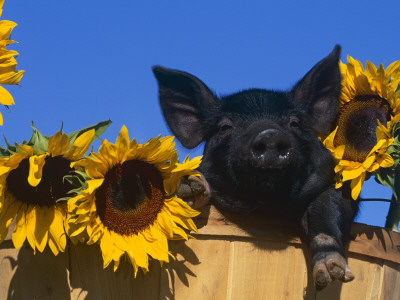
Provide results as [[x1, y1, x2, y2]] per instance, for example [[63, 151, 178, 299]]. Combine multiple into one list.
[[153, 45, 359, 287]]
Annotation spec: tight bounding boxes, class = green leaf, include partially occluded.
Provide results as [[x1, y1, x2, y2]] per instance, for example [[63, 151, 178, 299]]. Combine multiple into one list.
[[63, 171, 90, 196], [27, 124, 50, 154], [56, 196, 73, 203], [68, 214, 79, 221], [0, 146, 9, 157], [375, 121, 400, 199], [67, 120, 112, 147]]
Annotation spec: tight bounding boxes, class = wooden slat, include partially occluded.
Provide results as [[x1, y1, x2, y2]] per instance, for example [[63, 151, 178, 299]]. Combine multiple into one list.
[[0, 241, 70, 300], [381, 261, 400, 300], [163, 238, 232, 300], [68, 243, 162, 300], [228, 241, 306, 300]]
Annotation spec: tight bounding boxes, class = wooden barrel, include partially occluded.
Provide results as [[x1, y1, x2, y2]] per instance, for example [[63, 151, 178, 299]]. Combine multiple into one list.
[[0, 205, 399, 300]]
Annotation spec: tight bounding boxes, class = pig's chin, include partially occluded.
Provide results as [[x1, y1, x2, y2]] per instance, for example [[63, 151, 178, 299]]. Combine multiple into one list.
[[230, 162, 291, 194]]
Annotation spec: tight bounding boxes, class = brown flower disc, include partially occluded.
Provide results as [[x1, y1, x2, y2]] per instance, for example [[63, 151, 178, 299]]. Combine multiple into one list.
[[6, 156, 74, 207], [95, 160, 165, 236], [334, 96, 392, 162]]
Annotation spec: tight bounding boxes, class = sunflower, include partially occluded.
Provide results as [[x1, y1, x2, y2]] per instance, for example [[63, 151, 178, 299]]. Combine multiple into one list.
[[67, 126, 201, 276], [0, 0, 25, 125], [0, 121, 111, 255], [323, 56, 400, 199]]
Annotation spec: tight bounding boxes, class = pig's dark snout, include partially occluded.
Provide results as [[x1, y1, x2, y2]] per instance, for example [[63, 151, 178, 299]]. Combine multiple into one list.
[[250, 129, 292, 168]]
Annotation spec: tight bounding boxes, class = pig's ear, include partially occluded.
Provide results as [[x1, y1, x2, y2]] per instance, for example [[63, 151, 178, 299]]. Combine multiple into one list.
[[291, 45, 341, 135], [153, 66, 218, 149]]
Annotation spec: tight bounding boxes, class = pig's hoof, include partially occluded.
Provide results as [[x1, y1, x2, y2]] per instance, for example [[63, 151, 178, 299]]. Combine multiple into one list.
[[177, 173, 210, 209], [313, 252, 354, 288]]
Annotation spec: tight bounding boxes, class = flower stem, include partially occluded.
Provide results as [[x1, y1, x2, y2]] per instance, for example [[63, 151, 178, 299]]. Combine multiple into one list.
[[385, 194, 400, 231]]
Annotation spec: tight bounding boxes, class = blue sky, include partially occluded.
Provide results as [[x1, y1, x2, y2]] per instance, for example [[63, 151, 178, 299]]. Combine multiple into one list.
[[2, 0, 400, 227]]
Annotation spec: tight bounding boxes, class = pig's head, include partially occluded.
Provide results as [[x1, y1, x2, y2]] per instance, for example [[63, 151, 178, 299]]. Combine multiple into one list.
[[153, 46, 342, 213]]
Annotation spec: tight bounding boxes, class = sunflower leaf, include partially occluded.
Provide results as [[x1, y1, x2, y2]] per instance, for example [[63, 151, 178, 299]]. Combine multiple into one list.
[[375, 121, 400, 201], [72, 170, 91, 181], [0, 146, 10, 157], [63, 171, 90, 196], [56, 196, 73, 203], [67, 120, 112, 147], [27, 125, 49, 154], [68, 214, 79, 220], [74, 200, 86, 207], [2, 135, 17, 154]]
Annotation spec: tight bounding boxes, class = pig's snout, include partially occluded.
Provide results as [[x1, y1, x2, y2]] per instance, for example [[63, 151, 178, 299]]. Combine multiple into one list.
[[250, 129, 292, 168]]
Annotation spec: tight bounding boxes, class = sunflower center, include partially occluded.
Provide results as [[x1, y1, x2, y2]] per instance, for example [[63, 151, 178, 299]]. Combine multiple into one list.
[[95, 160, 165, 236], [6, 156, 74, 207], [334, 95, 392, 162]]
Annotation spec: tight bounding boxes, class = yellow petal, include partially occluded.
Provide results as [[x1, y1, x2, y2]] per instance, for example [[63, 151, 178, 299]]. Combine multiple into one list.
[[0, 20, 16, 39], [86, 179, 104, 194], [0, 198, 20, 243], [5, 145, 33, 168], [47, 235, 60, 256], [115, 125, 130, 163], [98, 140, 118, 168], [25, 205, 37, 253], [34, 206, 54, 253], [100, 229, 114, 269], [126, 235, 149, 274], [341, 167, 364, 182], [12, 205, 27, 249], [28, 154, 47, 187], [350, 173, 366, 200], [362, 155, 376, 169], [0, 69, 24, 85], [377, 153, 394, 169], [48, 208, 67, 254], [48, 131, 70, 157], [0, 85, 14, 106], [64, 129, 95, 161]]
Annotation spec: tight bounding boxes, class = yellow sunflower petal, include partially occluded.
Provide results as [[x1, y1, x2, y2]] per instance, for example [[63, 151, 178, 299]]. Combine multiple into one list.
[[115, 125, 130, 163], [350, 172, 366, 200], [25, 205, 37, 253], [100, 229, 114, 269], [126, 235, 149, 275], [47, 235, 61, 256], [48, 208, 67, 254], [48, 131, 70, 157], [33, 206, 53, 253], [86, 179, 104, 195], [5, 145, 33, 168], [0, 85, 14, 106], [12, 205, 27, 249], [376, 153, 394, 169], [64, 129, 95, 161], [341, 167, 365, 182], [0, 69, 24, 85], [28, 154, 47, 187], [0, 198, 20, 242]]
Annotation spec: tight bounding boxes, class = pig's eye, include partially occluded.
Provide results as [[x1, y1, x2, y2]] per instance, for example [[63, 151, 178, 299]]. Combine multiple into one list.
[[289, 116, 300, 128], [218, 118, 233, 132]]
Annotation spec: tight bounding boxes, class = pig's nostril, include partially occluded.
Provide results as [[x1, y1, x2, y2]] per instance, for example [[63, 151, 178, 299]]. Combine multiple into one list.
[[277, 143, 291, 159], [252, 142, 266, 157]]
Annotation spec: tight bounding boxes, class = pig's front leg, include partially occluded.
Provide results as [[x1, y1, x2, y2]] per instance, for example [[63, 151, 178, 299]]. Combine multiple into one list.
[[176, 172, 211, 209], [301, 186, 358, 288]]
